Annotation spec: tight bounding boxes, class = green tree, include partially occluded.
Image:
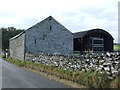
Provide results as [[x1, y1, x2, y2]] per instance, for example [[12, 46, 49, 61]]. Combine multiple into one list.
[[1, 27, 24, 51]]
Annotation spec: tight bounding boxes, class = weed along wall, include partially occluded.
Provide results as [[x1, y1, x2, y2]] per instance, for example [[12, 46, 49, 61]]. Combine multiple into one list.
[[25, 52, 120, 79]]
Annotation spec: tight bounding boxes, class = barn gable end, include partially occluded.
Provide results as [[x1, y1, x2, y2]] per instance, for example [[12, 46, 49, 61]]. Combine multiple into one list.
[[25, 16, 73, 55]]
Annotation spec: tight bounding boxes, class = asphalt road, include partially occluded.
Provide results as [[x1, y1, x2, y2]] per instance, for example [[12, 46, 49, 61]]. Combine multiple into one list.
[[1, 58, 70, 88]]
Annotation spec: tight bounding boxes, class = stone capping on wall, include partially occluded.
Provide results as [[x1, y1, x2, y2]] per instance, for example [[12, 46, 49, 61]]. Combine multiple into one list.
[[25, 52, 120, 79]]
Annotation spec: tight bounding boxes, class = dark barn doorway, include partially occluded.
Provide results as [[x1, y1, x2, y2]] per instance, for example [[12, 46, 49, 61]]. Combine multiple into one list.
[[73, 29, 114, 53]]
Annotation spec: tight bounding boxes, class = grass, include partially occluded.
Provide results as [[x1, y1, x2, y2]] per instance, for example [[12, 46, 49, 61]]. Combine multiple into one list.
[[73, 52, 80, 55], [114, 45, 120, 51], [0, 55, 3, 57], [3, 56, 120, 88]]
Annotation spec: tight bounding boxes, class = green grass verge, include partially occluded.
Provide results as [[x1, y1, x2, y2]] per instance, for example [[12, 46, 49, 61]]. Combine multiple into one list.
[[0, 55, 5, 58], [73, 52, 80, 55], [4, 57, 120, 88], [114, 45, 120, 51]]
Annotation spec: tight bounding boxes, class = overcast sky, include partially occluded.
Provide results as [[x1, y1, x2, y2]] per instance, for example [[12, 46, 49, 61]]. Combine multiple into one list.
[[0, 0, 119, 43]]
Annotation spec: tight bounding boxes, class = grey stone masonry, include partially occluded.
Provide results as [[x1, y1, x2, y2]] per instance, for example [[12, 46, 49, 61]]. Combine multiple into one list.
[[25, 52, 120, 79], [25, 16, 73, 55], [9, 32, 25, 61], [9, 16, 73, 60]]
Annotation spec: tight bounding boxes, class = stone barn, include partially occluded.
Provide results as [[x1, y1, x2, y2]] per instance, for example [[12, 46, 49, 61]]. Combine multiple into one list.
[[9, 16, 73, 60], [73, 29, 114, 52]]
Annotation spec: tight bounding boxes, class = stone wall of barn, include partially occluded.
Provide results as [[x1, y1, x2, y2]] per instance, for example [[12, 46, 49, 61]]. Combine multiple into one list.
[[25, 16, 73, 55], [25, 52, 120, 79], [9, 33, 25, 61]]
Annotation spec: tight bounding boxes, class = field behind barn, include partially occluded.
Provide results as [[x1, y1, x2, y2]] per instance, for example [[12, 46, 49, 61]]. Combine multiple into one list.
[[114, 44, 120, 51]]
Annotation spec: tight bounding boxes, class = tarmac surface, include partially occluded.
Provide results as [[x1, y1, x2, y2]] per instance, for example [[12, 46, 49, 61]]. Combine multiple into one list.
[[1, 58, 70, 88]]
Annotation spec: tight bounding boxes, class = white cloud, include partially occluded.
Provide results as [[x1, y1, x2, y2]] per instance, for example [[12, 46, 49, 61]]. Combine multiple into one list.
[[0, 0, 119, 42]]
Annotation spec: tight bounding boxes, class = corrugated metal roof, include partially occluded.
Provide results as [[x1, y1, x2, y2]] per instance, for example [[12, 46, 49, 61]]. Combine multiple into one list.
[[73, 29, 114, 39], [73, 30, 88, 38]]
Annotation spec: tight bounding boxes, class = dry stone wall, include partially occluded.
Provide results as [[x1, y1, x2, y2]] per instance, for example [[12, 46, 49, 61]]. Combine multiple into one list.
[[25, 52, 120, 79]]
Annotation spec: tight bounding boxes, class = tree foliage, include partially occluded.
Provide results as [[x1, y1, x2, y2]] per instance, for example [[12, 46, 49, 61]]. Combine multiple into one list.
[[0, 27, 24, 51]]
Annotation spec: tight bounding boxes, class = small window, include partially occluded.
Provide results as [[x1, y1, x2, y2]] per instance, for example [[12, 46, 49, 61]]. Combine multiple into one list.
[[35, 39, 36, 44], [49, 18, 51, 20], [49, 25, 52, 30]]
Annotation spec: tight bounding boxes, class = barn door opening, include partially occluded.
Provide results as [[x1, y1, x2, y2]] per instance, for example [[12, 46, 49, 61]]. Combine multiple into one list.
[[90, 37, 104, 52]]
